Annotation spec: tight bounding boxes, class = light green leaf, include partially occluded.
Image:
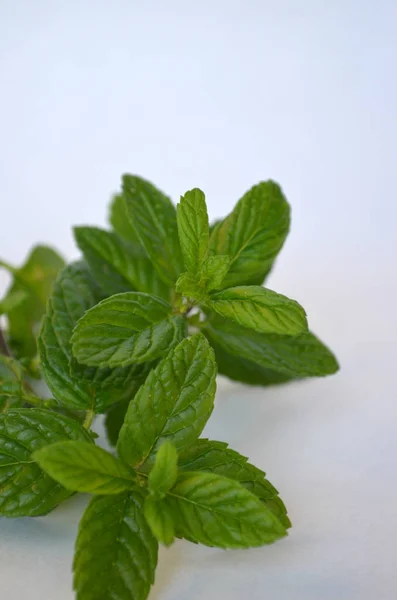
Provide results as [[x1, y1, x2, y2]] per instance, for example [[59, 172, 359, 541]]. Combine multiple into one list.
[[3, 246, 65, 358], [39, 262, 148, 411], [177, 188, 209, 274], [0, 289, 28, 316], [74, 226, 169, 300], [209, 286, 308, 335], [205, 317, 339, 378], [117, 333, 217, 469], [209, 181, 290, 287], [73, 490, 158, 600], [0, 355, 25, 412], [144, 494, 175, 546], [175, 273, 209, 303], [148, 441, 178, 496], [178, 439, 290, 528], [109, 193, 147, 252], [122, 175, 184, 286], [71, 291, 185, 368], [34, 441, 136, 494], [0, 409, 92, 517], [166, 471, 286, 548], [199, 255, 230, 291]]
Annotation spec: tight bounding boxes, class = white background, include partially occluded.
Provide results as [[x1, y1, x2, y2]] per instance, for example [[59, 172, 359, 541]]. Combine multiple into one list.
[[1, 1, 397, 599]]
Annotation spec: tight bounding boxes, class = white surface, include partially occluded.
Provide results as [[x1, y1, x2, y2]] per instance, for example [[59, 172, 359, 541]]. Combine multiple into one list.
[[1, 1, 397, 599]]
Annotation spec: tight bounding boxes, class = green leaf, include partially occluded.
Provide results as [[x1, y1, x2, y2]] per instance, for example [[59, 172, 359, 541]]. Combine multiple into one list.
[[0, 356, 25, 412], [34, 441, 136, 494], [209, 181, 290, 288], [71, 291, 185, 368], [0, 289, 28, 316], [148, 441, 178, 496], [104, 400, 131, 447], [166, 471, 286, 548], [117, 333, 217, 469], [0, 409, 92, 517], [209, 286, 308, 335], [144, 494, 175, 546], [39, 262, 148, 411], [176, 188, 209, 274], [122, 175, 184, 286], [109, 193, 147, 252], [4, 246, 65, 358], [73, 490, 158, 600], [205, 317, 339, 378], [74, 226, 169, 300], [199, 255, 230, 291], [175, 273, 209, 303], [178, 439, 290, 528]]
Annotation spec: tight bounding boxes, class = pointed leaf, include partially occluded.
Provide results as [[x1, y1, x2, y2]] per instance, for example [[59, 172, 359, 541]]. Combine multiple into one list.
[[71, 291, 185, 368], [0, 409, 92, 517], [34, 441, 136, 494], [166, 471, 286, 548], [177, 188, 209, 274], [199, 255, 230, 291], [209, 181, 290, 287], [144, 494, 175, 546], [0, 356, 25, 412], [178, 439, 290, 528], [73, 490, 158, 600], [209, 286, 308, 335], [117, 333, 217, 469], [109, 193, 147, 252], [148, 441, 178, 496], [122, 175, 184, 286]]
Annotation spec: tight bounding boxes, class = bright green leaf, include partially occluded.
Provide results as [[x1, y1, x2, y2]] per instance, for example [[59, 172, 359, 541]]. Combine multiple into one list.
[[176, 188, 209, 274], [209, 181, 290, 288], [209, 286, 308, 335], [117, 333, 217, 469], [205, 317, 339, 378], [166, 471, 286, 548], [175, 273, 209, 303], [0, 289, 28, 316], [109, 193, 147, 253], [34, 441, 136, 494], [122, 175, 184, 286], [178, 439, 290, 528], [199, 255, 230, 291], [73, 490, 158, 600], [0, 355, 25, 412], [0, 409, 92, 517], [71, 291, 185, 368], [148, 441, 178, 496], [144, 494, 175, 546]]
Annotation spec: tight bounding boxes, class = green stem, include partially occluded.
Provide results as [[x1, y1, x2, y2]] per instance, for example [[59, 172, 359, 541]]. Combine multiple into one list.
[[83, 409, 94, 430], [0, 329, 11, 357]]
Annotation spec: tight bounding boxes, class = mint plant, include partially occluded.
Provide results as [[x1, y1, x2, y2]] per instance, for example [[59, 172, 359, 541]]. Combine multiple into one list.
[[0, 175, 338, 599]]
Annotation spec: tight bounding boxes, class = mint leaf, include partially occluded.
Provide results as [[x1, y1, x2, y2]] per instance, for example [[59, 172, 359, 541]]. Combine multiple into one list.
[[176, 188, 209, 274], [71, 291, 185, 368], [178, 439, 290, 528], [117, 333, 217, 469], [109, 193, 147, 252], [122, 175, 184, 286], [39, 262, 148, 411], [4, 245, 65, 358], [0, 289, 28, 316], [209, 181, 290, 288], [104, 400, 130, 447], [175, 273, 209, 303], [205, 317, 339, 378], [199, 255, 230, 291], [166, 471, 286, 548], [148, 441, 178, 496], [73, 490, 158, 600], [209, 286, 308, 335], [144, 494, 175, 546], [74, 226, 169, 300], [0, 355, 25, 412], [34, 441, 136, 494], [0, 409, 92, 517]]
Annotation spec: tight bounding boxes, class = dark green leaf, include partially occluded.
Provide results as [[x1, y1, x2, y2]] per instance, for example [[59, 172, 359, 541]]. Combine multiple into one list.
[[122, 175, 184, 286], [73, 490, 158, 600], [71, 292, 185, 368], [166, 471, 286, 548], [0, 356, 25, 412], [0, 409, 92, 517], [117, 333, 217, 469], [144, 494, 175, 546], [104, 400, 131, 447], [34, 441, 136, 494], [178, 439, 290, 528], [39, 262, 148, 411], [209, 181, 290, 287], [148, 441, 178, 496], [199, 255, 230, 291], [176, 188, 209, 274], [209, 286, 308, 335], [205, 317, 339, 378]]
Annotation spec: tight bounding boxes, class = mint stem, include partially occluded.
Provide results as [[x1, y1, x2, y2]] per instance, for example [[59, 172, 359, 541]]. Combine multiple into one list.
[[0, 329, 11, 357]]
